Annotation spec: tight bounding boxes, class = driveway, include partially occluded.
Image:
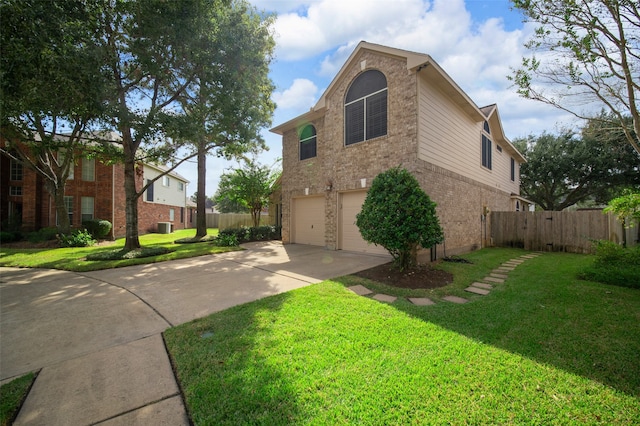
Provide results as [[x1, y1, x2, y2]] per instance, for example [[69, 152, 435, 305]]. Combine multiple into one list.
[[0, 241, 389, 425]]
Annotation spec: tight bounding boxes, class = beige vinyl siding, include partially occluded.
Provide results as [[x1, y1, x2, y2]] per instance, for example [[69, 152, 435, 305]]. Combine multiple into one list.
[[418, 78, 519, 194]]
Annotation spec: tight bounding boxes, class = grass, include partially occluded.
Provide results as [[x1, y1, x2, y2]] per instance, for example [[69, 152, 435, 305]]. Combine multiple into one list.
[[0, 228, 240, 272], [0, 373, 35, 426], [164, 249, 640, 425]]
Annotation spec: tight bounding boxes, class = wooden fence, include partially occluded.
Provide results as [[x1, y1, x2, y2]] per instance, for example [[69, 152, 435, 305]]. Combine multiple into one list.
[[491, 210, 637, 254], [192, 213, 273, 230]]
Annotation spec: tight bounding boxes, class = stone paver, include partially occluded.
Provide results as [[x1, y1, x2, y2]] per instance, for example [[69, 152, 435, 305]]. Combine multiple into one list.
[[443, 295, 469, 304], [483, 276, 504, 283], [497, 266, 515, 272], [408, 297, 436, 306], [465, 286, 490, 295], [490, 273, 509, 279], [347, 285, 373, 296], [372, 293, 397, 303], [472, 282, 493, 290]]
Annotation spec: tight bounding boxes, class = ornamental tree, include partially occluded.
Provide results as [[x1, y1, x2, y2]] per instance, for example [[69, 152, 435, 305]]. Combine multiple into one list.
[[356, 167, 444, 270]]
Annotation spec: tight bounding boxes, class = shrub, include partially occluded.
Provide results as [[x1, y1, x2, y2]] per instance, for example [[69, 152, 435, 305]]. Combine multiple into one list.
[[580, 240, 640, 288], [59, 229, 96, 248], [0, 231, 17, 243], [356, 167, 444, 270], [219, 225, 281, 244], [213, 233, 239, 247], [82, 219, 112, 239], [27, 227, 58, 243]]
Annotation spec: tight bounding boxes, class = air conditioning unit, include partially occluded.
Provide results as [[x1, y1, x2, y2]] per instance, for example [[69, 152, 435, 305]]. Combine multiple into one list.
[[157, 222, 171, 234]]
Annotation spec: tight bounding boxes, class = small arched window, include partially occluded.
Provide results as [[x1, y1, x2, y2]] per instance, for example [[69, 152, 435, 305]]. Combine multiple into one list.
[[345, 70, 387, 145], [299, 124, 317, 160]]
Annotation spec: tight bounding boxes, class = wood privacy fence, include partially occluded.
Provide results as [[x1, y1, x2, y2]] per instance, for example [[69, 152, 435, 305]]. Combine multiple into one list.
[[192, 213, 273, 230], [491, 210, 637, 254]]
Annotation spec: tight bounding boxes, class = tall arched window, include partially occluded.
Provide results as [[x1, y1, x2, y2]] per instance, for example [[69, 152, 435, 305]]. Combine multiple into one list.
[[345, 70, 387, 146], [299, 124, 317, 160], [481, 121, 492, 170]]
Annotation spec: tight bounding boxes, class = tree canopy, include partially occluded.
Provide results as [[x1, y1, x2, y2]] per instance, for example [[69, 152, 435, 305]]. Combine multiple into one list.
[[513, 121, 640, 210], [215, 159, 280, 227], [510, 0, 640, 156], [356, 167, 444, 270]]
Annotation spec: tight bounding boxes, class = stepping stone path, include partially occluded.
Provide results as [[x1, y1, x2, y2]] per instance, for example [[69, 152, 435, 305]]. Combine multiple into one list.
[[346, 252, 542, 307]]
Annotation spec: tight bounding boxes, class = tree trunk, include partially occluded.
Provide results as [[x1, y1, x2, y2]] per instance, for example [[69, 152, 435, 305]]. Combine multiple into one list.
[[123, 157, 141, 250], [49, 184, 71, 234], [195, 142, 207, 238]]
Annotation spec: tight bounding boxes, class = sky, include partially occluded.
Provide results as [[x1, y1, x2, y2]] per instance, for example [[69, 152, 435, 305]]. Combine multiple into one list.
[[176, 0, 581, 198]]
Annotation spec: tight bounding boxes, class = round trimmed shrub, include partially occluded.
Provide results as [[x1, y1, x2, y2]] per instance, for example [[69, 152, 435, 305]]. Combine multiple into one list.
[[82, 219, 112, 239]]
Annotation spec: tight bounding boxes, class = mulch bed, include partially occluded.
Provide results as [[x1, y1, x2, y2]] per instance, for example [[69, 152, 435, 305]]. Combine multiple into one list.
[[354, 262, 453, 289]]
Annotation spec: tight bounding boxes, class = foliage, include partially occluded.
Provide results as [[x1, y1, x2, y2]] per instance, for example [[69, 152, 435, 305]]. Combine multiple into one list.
[[216, 159, 281, 227], [513, 128, 640, 210], [579, 240, 640, 288], [356, 167, 444, 270], [0, 372, 35, 426], [604, 189, 640, 224], [82, 219, 112, 239], [218, 225, 281, 244], [86, 247, 172, 261], [213, 233, 240, 247], [27, 228, 59, 243], [58, 229, 96, 248], [213, 189, 249, 213], [0, 232, 16, 244], [509, 0, 640, 155], [165, 251, 640, 424], [0, 0, 110, 233]]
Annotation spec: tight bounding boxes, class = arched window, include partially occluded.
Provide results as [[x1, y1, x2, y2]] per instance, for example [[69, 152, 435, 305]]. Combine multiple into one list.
[[345, 70, 387, 145], [481, 121, 492, 170], [299, 124, 317, 160]]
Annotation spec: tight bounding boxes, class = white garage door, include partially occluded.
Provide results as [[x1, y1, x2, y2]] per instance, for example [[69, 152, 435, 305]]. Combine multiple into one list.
[[292, 196, 325, 246], [339, 191, 388, 255]]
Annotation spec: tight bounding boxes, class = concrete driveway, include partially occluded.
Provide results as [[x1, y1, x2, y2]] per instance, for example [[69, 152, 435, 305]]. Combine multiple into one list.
[[0, 241, 389, 425]]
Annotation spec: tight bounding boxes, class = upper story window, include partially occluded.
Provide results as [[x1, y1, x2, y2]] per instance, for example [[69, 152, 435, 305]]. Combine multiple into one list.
[[163, 176, 170, 187], [10, 160, 23, 181], [345, 70, 387, 146], [481, 121, 492, 170], [177, 181, 184, 192], [299, 124, 317, 160], [511, 157, 516, 181], [146, 179, 154, 202], [82, 158, 95, 181]]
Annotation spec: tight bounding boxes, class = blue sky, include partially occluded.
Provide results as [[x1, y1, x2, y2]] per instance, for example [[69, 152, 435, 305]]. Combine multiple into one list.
[[177, 0, 578, 197]]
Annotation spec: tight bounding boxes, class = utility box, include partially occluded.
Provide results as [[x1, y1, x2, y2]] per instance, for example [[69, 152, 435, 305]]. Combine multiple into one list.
[[157, 222, 172, 234]]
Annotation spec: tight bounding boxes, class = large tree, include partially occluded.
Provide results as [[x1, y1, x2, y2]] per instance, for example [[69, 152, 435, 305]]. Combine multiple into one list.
[[513, 126, 640, 211], [510, 0, 640, 156], [215, 158, 280, 227], [0, 0, 109, 233], [171, 0, 275, 238]]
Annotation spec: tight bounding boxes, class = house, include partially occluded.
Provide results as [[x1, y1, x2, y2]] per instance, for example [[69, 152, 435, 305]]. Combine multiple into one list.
[[270, 41, 531, 259], [1, 147, 190, 239]]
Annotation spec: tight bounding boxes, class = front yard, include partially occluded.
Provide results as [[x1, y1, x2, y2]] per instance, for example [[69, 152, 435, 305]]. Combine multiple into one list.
[[165, 250, 640, 425]]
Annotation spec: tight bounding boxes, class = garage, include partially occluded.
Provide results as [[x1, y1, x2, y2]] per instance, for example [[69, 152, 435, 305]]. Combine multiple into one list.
[[339, 191, 388, 255], [292, 196, 325, 246]]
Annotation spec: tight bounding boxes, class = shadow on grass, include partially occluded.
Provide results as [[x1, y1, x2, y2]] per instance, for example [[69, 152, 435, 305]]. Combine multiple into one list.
[[334, 251, 640, 398], [164, 292, 303, 425]]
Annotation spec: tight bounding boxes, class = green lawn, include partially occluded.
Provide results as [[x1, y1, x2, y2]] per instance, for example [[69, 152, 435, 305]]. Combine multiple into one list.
[[0, 229, 240, 272], [0, 373, 35, 426], [164, 249, 640, 425]]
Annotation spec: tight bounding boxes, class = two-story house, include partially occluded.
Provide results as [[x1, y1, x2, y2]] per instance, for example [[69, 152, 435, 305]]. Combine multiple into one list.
[[271, 41, 531, 259], [1, 151, 190, 239]]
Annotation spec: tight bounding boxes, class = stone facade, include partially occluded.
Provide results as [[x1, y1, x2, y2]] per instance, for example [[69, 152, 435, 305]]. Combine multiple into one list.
[[274, 42, 525, 259]]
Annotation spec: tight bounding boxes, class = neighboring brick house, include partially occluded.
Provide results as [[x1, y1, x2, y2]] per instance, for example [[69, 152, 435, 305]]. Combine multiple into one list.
[[270, 41, 532, 259], [1, 151, 190, 239]]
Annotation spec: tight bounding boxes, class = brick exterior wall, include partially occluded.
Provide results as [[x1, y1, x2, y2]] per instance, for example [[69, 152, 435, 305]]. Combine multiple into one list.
[[279, 48, 515, 259]]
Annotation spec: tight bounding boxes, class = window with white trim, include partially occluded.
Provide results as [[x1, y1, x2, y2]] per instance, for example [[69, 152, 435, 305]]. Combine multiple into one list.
[[345, 70, 387, 146], [177, 181, 184, 192], [9, 186, 22, 196], [511, 157, 516, 181], [10, 160, 23, 181], [82, 158, 95, 181], [299, 124, 317, 160], [481, 121, 492, 170], [169, 208, 175, 221], [81, 197, 94, 221], [163, 176, 170, 187]]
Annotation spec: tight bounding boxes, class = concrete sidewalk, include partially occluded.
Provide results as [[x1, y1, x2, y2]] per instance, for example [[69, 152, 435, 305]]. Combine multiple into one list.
[[1, 242, 389, 425]]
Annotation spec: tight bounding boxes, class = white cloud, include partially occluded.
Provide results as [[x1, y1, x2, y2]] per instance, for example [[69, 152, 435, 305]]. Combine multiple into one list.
[[272, 78, 319, 111]]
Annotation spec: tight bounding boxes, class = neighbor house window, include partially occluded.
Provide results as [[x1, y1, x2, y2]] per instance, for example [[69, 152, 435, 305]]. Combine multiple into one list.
[[146, 179, 154, 202], [10, 160, 23, 181], [82, 158, 95, 181], [57, 196, 73, 225], [345, 69, 387, 146], [163, 176, 170, 187], [59, 150, 74, 180], [169, 208, 175, 221], [177, 181, 184, 192], [481, 121, 492, 170], [81, 197, 94, 221], [511, 158, 516, 181], [299, 124, 317, 160], [9, 186, 22, 196]]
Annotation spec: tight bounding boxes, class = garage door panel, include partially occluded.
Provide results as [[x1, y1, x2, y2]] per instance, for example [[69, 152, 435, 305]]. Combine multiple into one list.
[[293, 196, 325, 246], [340, 191, 388, 255]]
